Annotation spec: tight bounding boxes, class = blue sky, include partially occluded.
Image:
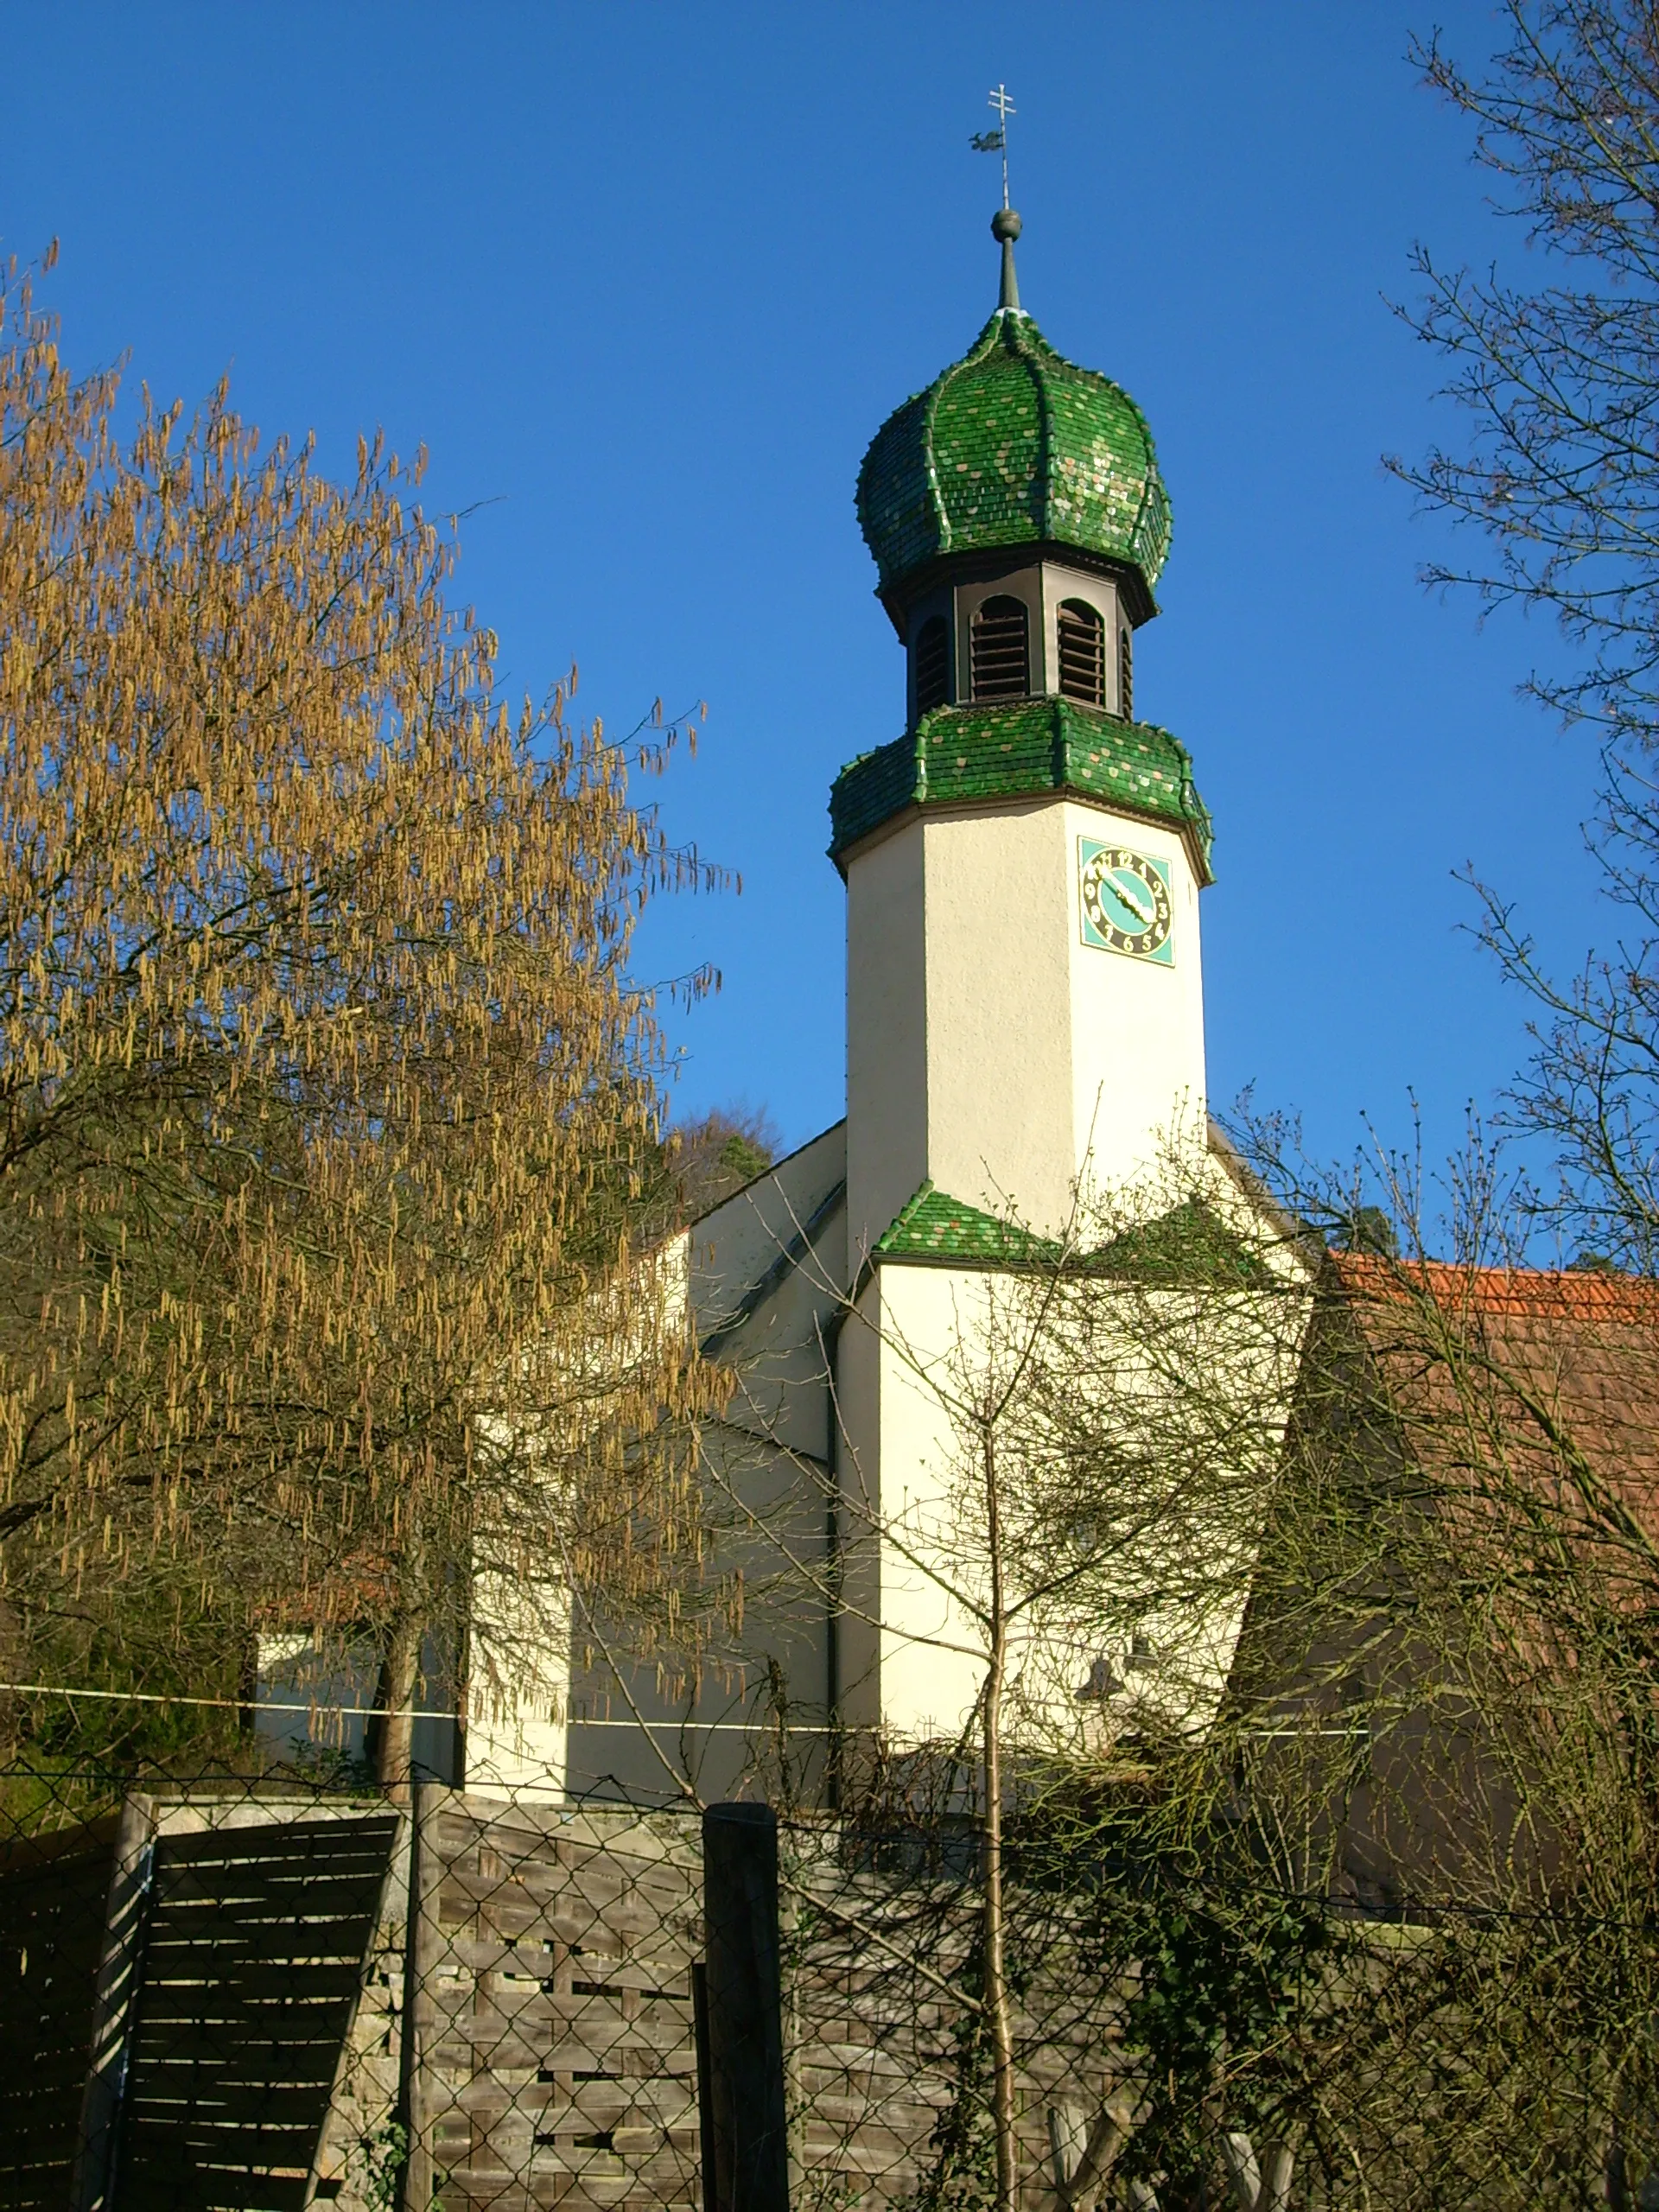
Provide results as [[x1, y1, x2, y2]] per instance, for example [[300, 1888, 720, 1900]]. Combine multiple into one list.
[[1, 3, 1600, 1185]]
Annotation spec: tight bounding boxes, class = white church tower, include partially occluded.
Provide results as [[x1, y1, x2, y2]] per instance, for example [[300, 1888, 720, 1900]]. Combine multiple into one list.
[[467, 207, 1234, 1803], [839, 205, 1211, 1259], [827, 207, 1219, 1756]]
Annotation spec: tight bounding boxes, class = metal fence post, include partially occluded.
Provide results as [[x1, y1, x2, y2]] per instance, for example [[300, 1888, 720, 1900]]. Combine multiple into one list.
[[700, 1802, 790, 2212]]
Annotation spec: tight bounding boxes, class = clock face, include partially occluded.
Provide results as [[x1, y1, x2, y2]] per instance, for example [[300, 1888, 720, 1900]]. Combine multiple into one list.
[[1078, 839, 1175, 965]]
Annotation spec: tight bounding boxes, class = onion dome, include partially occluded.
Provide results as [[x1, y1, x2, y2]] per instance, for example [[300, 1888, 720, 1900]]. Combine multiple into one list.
[[856, 243, 1172, 613]]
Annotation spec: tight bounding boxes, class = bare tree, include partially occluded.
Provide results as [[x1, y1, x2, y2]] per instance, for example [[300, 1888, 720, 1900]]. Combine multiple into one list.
[[1395, 0, 1659, 745], [671, 1144, 1318, 2211], [648, 1080, 1659, 2210], [669, 1105, 781, 1224], [1389, 5, 1659, 1275], [1219, 1105, 1659, 2209]]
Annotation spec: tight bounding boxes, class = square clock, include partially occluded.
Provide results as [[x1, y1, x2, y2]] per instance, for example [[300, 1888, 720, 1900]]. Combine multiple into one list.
[[1078, 837, 1174, 965]]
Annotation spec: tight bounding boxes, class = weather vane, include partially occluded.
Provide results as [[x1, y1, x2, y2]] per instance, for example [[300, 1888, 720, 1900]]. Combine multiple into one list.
[[971, 83, 1016, 209]]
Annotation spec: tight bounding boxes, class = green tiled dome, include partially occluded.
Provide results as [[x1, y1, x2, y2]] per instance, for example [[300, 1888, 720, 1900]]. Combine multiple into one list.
[[856, 309, 1172, 599]]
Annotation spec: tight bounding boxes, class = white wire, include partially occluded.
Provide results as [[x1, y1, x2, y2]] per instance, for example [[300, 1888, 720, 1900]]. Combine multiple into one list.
[[0, 1680, 458, 1721]]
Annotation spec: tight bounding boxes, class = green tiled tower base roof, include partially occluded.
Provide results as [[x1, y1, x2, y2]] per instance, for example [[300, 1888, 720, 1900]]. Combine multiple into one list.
[[829, 698, 1213, 880], [875, 1183, 1055, 1265], [875, 1183, 1268, 1285]]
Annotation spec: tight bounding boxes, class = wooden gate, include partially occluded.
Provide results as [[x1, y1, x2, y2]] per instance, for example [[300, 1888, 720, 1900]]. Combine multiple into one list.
[[0, 1802, 399, 2212], [113, 1814, 398, 2212]]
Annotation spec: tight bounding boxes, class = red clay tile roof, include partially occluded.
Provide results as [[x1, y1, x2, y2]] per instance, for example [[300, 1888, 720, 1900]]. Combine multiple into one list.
[[1325, 1254, 1659, 1555], [1333, 1254, 1659, 1326]]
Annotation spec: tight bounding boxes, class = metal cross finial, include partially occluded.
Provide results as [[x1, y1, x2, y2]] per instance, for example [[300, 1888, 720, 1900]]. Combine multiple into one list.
[[976, 83, 1016, 208], [972, 84, 1023, 313], [988, 84, 1015, 208]]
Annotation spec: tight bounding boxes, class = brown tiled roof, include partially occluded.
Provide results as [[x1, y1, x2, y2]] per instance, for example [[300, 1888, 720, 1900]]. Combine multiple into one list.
[[1335, 1255, 1659, 1326], [1326, 1255, 1659, 1551], [251, 1554, 397, 1632]]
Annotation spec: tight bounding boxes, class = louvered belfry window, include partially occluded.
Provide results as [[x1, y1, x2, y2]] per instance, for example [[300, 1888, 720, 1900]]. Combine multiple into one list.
[[914, 615, 950, 715], [969, 594, 1030, 700], [1119, 628, 1134, 721], [1056, 599, 1105, 706]]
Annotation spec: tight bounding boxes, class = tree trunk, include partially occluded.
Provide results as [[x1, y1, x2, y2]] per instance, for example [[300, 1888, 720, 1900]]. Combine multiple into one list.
[[982, 1430, 1017, 2212], [375, 1613, 423, 1799]]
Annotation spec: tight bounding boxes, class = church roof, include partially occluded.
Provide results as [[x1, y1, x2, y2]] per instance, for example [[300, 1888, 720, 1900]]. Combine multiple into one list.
[[830, 697, 1213, 880], [876, 1183, 1052, 1265], [855, 307, 1172, 603], [1333, 1255, 1659, 1508]]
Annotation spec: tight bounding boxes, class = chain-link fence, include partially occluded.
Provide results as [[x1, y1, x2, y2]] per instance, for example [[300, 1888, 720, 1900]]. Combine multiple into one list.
[[0, 1758, 1152, 2212], [8, 1751, 1647, 2212]]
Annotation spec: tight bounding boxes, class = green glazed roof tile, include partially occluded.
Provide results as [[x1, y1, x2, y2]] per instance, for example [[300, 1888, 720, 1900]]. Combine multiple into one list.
[[829, 699, 1214, 879], [1092, 1198, 1272, 1287], [874, 1182, 1057, 1264], [875, 1185, 1266, 1282], [857, 310, 1172, 598]]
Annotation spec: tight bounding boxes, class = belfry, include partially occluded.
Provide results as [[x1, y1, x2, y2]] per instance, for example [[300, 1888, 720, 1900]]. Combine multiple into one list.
[[474, 207, 1234, 1802]]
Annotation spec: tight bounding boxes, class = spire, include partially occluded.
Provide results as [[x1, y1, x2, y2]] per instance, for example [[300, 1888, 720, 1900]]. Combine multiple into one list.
[[992, 207, 1022, 315], [970, 86, 1022, 315]]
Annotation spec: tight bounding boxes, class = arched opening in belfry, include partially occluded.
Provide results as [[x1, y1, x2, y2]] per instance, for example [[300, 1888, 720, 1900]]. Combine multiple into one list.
[[969, 594, 1029, 700], [913, 614, 950, 715], [1057, 599, 1105, 706]]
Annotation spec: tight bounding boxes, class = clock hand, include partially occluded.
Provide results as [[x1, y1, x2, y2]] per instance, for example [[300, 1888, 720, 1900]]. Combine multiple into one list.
[[1106, 874, 1154, 929]]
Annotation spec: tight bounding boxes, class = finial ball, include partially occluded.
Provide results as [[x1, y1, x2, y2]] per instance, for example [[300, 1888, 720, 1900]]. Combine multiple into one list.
[[991, 207, 1022, 244]]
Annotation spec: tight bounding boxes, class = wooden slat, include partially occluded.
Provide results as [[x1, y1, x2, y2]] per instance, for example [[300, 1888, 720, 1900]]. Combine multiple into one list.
[[156, 1818, 398, 1865], [0, 1812, 128, 2212], [454, 1936, 695, 1982], [429, 1986, 692, 2040], [118, 2171, 311, 2212], [429, 2026, 693, 2075], [136, 1962, 366, 2012], [153, 1871, 392, 1916], [114, 1813, 396, 2212], [149, 1871, 390, 1911]]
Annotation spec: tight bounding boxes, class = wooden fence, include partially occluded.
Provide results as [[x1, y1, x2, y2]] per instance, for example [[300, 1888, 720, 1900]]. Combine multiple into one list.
[[0, 1788, 1116, 2212], [1, 1796, 402, 2212], [406, 1795, 702, 2212], [0, 1815, 123, 2212]]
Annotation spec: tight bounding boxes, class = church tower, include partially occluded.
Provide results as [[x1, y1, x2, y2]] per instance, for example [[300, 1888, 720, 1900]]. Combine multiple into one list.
[[470, 205, 1228, 1801], [836, 208, 1212, 1257]]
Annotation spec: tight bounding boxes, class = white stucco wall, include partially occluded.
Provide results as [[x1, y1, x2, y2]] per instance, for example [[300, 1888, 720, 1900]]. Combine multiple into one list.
[[557, 1410, 839, 1806], [505, 1124, 852, 1803], [838, 1232, 1310, 1759], [1060, 800, 1208, 1212], [846, 792, 1208, 1246], [861, 1262, 1001, 1745], [845, 826, 929, 1266], [689, 1122, 847, 1343], [465, 1573, 570, 1802]]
